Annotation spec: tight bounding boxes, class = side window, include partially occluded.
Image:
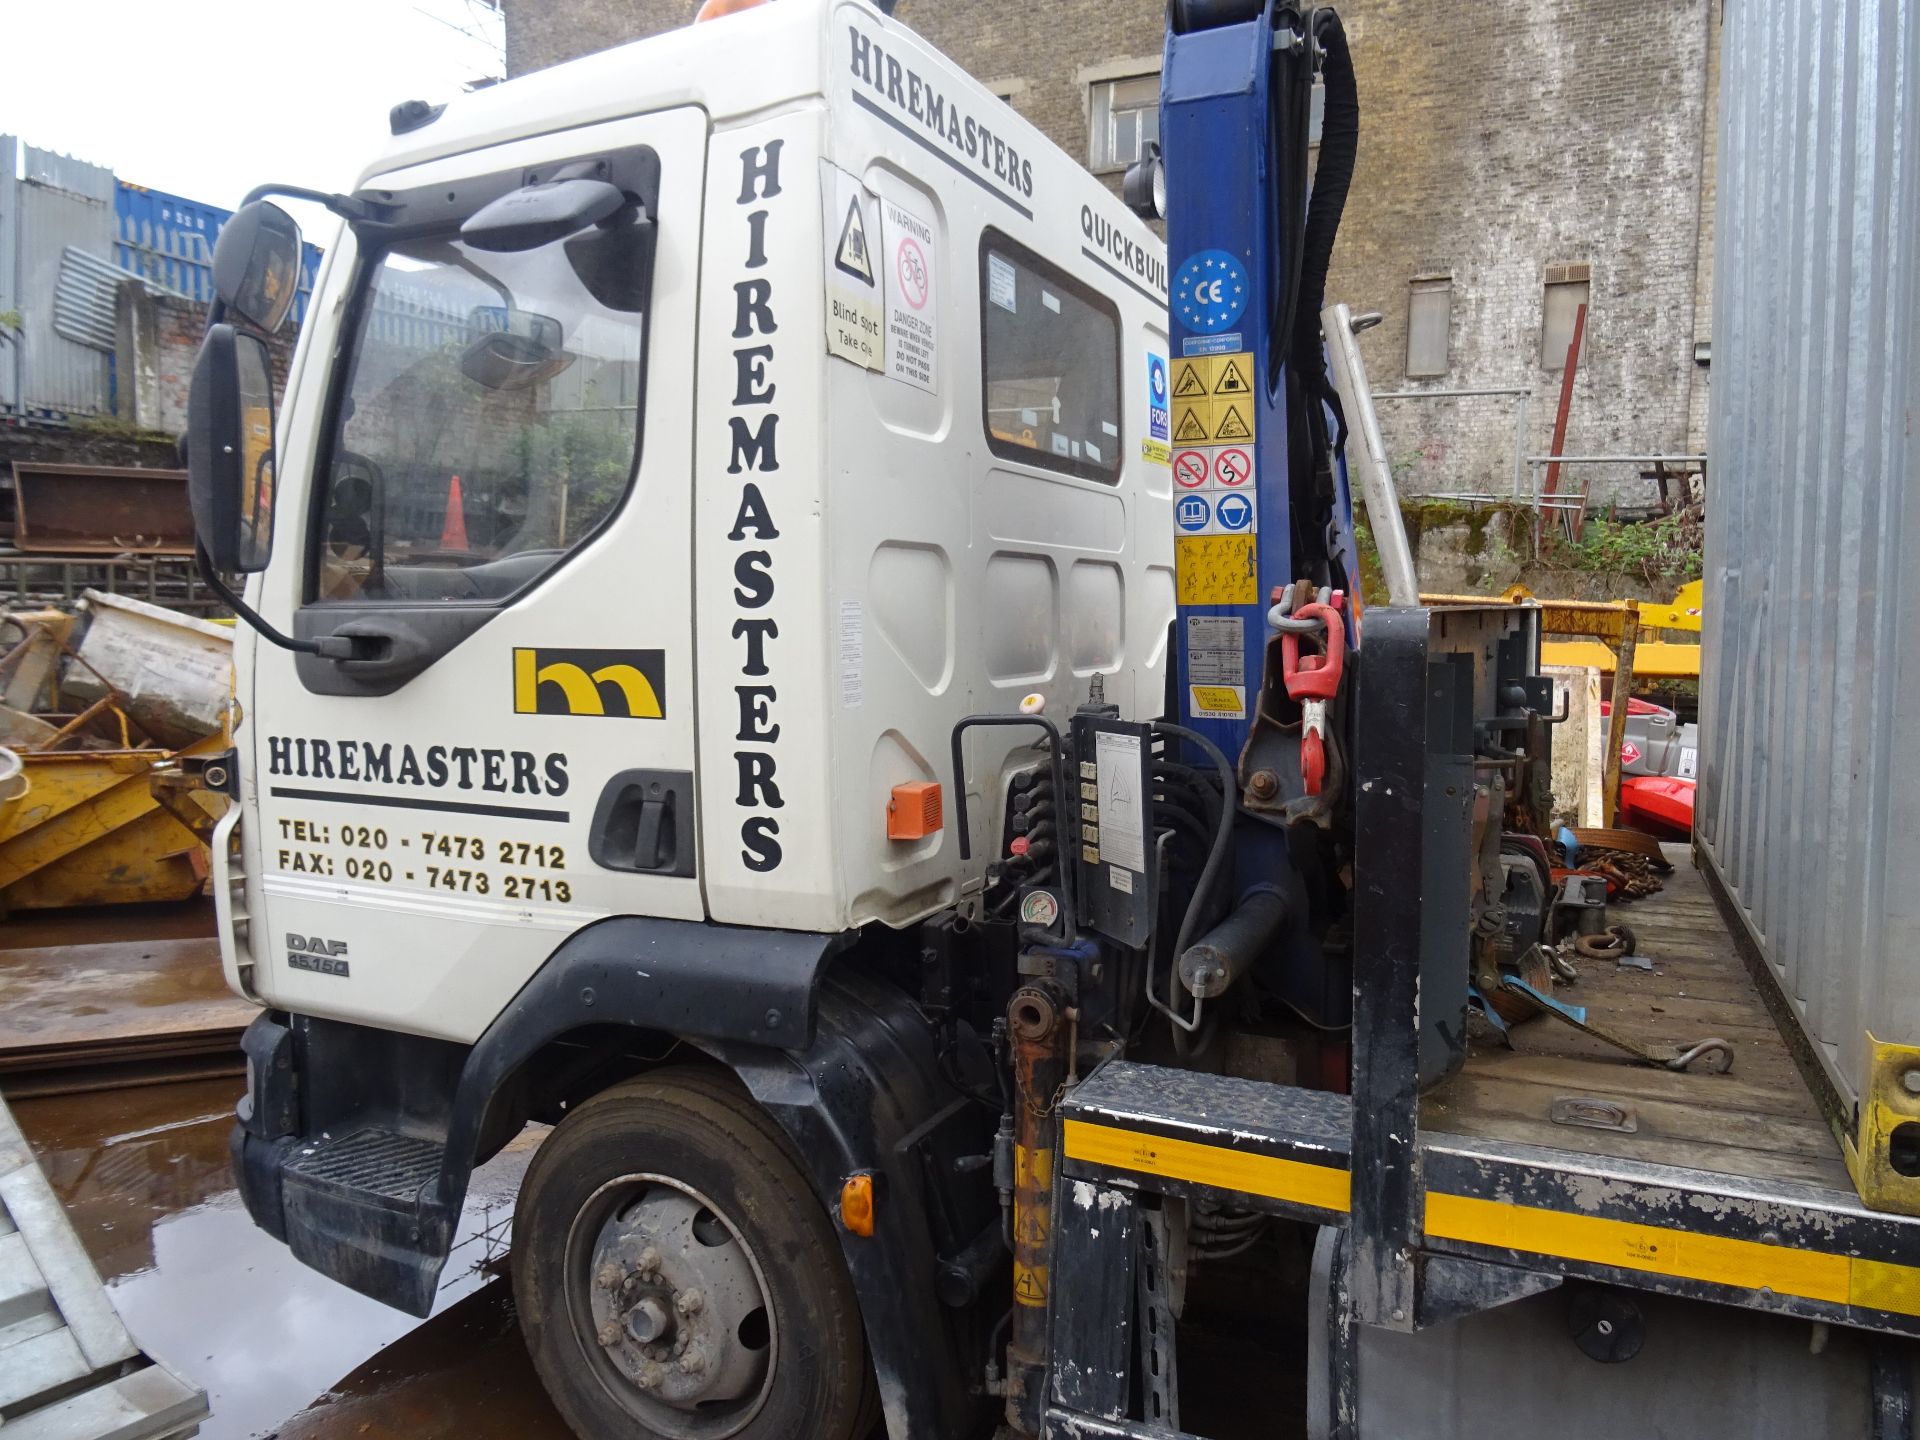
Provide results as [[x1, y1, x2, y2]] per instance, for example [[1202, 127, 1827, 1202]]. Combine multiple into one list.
[[980, 232, 1122, 485], [311, 230, 647, 604]]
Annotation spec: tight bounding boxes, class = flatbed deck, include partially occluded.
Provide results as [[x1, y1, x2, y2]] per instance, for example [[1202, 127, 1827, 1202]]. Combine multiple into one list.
[[1422, 843, 1850, 1191], [1057, 838, 1920, 1347]]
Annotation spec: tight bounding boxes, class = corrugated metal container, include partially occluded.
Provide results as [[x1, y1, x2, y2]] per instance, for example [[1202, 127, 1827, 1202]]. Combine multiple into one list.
[[1699, 0, 1920, 1171], [0, 136, 116, 418], [116, 181, 321, 320]]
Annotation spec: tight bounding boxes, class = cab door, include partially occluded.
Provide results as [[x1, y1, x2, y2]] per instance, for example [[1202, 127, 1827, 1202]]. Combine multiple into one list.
[[240, 108, 706, 1043]]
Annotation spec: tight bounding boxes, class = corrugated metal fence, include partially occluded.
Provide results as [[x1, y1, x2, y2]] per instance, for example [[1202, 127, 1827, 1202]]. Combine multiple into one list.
[[0, 136, 116, 419], [115, 182, 321, 318], [2, 143, 325, 423], [1699, 0, 1920, 1109]]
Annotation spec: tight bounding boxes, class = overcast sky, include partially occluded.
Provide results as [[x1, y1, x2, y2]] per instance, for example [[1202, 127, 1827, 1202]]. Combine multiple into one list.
[[0, 0, 504, 213]]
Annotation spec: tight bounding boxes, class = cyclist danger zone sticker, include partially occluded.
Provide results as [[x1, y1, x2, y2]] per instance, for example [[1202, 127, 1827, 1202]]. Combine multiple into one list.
[[882, 196, 937, 392]]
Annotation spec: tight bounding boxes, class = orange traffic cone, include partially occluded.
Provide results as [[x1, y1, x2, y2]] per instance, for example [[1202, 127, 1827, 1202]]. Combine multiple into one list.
[[440, 475, 469, 551]]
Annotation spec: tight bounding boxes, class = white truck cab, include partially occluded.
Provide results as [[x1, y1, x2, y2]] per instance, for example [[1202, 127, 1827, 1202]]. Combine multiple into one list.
[[222, 0, 1171, 1042], [191, 5, 1171, 1439]]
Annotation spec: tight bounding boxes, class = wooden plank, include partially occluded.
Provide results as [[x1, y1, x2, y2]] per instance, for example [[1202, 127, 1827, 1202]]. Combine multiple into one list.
[[1463, 1049, 1824, 1119], [1426, 1073, 1840, 1162], [1424, 1110, 1853, 1190], [1450, 843, 1851, 1191]]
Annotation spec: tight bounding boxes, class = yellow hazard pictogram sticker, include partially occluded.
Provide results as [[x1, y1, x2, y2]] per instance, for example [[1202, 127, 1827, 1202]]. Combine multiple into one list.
[[1172, 360, 1209, 398], [1175, 534, 1258, 605], [1170, 352, 1257, 442]]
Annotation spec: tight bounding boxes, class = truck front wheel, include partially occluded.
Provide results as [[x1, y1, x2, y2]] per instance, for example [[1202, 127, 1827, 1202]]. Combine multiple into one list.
[[512, 1067, 875, 1440]]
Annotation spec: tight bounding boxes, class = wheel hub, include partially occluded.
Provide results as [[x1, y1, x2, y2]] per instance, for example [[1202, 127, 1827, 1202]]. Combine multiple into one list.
[[585, 1182, 772, 1422]]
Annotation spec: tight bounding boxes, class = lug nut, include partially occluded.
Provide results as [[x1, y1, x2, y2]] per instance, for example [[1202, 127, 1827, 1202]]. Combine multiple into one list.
[[638, 1361, 665, 1391], [597, 1263, 623, 1289], [598, 1321, 622, 1348], [675, 1287, 704, 1317], [637, 1246, 662, 1274], [679, 1344, 707, 1375]]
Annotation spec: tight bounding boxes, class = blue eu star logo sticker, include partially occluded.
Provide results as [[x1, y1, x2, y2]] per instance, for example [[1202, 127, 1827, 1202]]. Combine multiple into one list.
[[1174, 249, 1249, 335]]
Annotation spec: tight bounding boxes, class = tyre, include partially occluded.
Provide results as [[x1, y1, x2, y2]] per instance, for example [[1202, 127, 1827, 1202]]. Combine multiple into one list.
[[512, 1066, 875, 1440]]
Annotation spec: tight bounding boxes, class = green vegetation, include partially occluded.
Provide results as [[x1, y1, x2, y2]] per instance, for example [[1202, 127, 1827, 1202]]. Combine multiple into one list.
[[72, 415, 180, 447], [1553, 510, 1704, 591], [1349, 496, 1705, 604]]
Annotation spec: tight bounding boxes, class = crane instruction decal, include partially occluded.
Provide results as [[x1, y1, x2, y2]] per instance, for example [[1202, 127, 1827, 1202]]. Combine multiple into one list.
[[728, 140, 790, 873], [1168, 351, 1259, 539]]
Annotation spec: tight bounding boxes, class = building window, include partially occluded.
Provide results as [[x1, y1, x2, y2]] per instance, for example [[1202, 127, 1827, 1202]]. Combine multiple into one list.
[[1089, 73, 1161, 173], [1542, 263, 1592, 369], [979, 231, 1122, 485], [1406, 275, 1452, 378]]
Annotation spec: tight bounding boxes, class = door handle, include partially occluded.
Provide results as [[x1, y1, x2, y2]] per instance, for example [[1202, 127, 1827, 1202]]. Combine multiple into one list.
[[590, 769, 697, 878], [325, 617, 434, 682]]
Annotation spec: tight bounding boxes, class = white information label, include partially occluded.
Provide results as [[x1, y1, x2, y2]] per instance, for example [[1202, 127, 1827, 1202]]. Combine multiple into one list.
[[1109, 864, 1134, 895], [1094, 731, 1147, 873], [1678, 745, 1698, 780], [882, 197, 938, 392], [837, 598, 864, 708], [988, 253, 1017, 312], [819, 164, 883, 371]]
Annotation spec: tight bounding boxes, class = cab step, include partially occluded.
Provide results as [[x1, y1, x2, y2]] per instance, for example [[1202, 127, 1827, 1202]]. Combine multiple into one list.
[[277, 1128, 454, 1317], [283, 1128, 445, 1205]]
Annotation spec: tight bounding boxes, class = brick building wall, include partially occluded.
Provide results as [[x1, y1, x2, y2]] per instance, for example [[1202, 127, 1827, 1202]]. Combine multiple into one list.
[[504, 0, 1716, 506]]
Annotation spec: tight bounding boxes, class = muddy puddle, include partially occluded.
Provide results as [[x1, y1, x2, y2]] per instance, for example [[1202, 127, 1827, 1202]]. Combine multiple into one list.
[[10, 1076, 567, 1440]]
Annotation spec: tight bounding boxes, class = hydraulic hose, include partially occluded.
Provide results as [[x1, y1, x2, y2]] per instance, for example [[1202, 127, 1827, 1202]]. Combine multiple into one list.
[[1144, 723, 1239, 1035], [1294, 9, 1358, 396]]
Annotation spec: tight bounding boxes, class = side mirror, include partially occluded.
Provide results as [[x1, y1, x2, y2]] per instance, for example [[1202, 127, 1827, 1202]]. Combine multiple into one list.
[[187, 325, 279, 573], [212, 201, 303, 334]]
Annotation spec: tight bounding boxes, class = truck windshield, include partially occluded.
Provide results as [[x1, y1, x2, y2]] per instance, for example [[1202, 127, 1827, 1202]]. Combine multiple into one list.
[[312, 229, 645, 603]]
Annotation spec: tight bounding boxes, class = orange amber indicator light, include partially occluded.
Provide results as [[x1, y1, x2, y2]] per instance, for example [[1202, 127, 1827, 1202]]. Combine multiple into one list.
[[840, 1172, 876, 1236], [887, 781, 943, 841]]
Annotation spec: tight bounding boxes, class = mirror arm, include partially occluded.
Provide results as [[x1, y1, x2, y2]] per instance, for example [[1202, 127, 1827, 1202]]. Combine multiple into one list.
[[240, 182, 375, 225], [195, 545, 353, 659]]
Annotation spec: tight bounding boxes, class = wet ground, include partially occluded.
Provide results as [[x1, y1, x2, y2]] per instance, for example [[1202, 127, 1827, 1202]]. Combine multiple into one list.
[[2, 899, 1298, 1439], [10, 1068, 1304, 1440], [10, 1075, 570, 1440]]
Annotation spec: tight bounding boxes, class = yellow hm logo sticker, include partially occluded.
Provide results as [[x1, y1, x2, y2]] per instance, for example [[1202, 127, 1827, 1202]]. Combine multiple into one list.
[[513, 648, 665, 719]]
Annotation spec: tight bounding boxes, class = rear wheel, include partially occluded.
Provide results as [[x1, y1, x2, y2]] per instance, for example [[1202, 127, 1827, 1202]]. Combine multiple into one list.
[[512, 1067, 873, 1440]]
